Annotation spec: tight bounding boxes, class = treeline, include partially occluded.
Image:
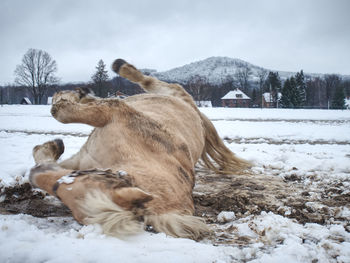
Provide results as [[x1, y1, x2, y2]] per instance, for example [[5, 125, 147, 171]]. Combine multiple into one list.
[[1, 48, 349, 109], [181, 70, 350, 109], [2, 69, 349, 109], [279, 71, 349, 109]]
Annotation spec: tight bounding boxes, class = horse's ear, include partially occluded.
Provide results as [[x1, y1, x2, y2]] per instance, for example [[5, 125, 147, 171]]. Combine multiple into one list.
[[112, 187, 153, 210]]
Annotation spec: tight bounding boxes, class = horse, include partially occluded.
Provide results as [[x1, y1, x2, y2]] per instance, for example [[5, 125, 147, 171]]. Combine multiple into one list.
[[29, 59, 250, 240]]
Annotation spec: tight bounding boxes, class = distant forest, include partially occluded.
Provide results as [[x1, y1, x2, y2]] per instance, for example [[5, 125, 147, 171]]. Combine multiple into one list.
[[1, 70, 349, 109]]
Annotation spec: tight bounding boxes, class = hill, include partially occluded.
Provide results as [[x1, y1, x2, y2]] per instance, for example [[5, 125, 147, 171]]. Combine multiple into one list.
[[150, 56, 349, 85]]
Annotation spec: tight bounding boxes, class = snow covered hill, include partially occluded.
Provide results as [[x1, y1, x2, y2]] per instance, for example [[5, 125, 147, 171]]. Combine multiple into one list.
[[151, 56, 349, 85]]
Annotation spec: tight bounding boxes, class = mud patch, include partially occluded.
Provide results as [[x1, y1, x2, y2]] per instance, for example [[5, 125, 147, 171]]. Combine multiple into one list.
[[193, 167, 350, 228], [0, 183, 71, 217]]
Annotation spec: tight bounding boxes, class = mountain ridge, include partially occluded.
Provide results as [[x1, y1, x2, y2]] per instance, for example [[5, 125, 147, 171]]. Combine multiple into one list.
[[146, 56, 349, 85]]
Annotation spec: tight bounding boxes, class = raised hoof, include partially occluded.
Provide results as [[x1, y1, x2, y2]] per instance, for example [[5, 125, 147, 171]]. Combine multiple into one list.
[[33, 139, 65, 164], [112, 59, 127, 74], [52, 90, 80, 105], [53, 139, 65, 157]]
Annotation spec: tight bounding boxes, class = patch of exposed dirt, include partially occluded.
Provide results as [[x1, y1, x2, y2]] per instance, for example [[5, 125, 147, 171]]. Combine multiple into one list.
[[0, 183, 71, 217], [193, 167, 350, 228]]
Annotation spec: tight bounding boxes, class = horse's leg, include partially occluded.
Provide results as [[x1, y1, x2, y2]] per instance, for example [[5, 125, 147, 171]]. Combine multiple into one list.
[[32, 139, 65, 164], [30, 139, 78, 214], [112, 59, 196, 107], [51, 88, 143, 128], [58, 152, 80, 170], [50, 89, 113, 127], [32, 138, 80, 170]]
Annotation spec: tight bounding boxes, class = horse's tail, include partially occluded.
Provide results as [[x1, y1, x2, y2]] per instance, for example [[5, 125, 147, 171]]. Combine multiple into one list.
[[144, 213, 210, 240], [200, 113, 251, 174]]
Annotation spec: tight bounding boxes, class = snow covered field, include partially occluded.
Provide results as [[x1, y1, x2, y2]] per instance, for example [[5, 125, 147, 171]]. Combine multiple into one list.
[[1, 105, 350, 262]]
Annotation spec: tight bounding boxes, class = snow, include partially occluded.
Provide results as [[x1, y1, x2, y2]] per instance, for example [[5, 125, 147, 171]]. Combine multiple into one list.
[[0, 214, 230, 263], [200, 107, 350, 120], [229, 212, 350, 263], [57, 175, 75, 184], [118, 170, 128, 176], [0, 105, 93, 135], [1, 105, 350, 262], [217, 211, 236, 223]]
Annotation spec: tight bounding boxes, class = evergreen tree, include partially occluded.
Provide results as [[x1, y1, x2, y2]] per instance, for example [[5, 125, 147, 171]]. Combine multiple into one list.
[[281, 77, 303, 108], [331, 85, 346, 109], [281, 79, 291, 108], [281, 78, 292, 108], [266, 72, 282, 107], [295, 70, 306, 107], [289, 76, 299, 107], [91, 59, 109, 97]]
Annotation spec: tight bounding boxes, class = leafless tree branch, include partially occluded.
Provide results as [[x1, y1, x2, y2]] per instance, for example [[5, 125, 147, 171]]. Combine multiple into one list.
[[14, 48, 58, 104]]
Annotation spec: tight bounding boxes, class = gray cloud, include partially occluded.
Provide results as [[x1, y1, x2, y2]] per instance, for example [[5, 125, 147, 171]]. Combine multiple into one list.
[[1, 0, 349, 85]]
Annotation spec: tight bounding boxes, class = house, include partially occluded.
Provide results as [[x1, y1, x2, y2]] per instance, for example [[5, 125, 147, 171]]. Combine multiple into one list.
[[20, 97, 32, 105], [221, 89, 251, 108], [262, 92, 282, 108], [107, 91, 128, 99], [47, 97, 53, 105]]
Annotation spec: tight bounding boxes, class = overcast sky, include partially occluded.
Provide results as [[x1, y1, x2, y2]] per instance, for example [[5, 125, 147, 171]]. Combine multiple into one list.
[[0, 0, 349, 85]]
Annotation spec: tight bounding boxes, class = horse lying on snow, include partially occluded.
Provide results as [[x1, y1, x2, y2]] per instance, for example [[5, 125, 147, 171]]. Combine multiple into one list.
[[29, 59, 250, 240]]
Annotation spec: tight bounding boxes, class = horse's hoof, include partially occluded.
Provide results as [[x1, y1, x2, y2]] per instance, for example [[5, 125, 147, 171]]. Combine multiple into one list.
[[112, 59, 127, 74], [33, 139, 65, 164]]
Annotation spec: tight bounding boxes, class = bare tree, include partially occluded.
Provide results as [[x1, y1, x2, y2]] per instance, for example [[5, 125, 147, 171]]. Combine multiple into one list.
[[234, 64, 252, 94], [14, 49, 58, 104], [324, 74, 342, 109], [186, 75, 212, 106]]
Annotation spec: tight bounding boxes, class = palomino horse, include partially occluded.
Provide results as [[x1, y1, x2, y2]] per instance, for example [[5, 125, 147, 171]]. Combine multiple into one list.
[[29, 59, 249, 240]]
